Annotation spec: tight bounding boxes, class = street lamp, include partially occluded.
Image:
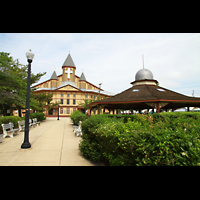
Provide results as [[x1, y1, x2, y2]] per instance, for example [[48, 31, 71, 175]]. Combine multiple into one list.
[[98, 83, 102, 98], [57, 99, 60, 120], [21, 50, 34, 149]]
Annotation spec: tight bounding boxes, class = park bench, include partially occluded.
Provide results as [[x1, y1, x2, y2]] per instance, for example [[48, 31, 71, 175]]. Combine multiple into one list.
[[33, 118, 40, 126], [1, 122, 19, 138], [73, 121, 82, 137], [29, 119, 36, 128], [18, 120, 25, 131], [0, 133, 3, 143]]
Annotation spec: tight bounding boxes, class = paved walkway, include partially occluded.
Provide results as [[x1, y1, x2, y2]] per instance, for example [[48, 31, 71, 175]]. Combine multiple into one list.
[[0, 117, 104, 166]]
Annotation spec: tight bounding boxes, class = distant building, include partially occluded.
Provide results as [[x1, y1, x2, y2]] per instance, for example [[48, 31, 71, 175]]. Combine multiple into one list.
[[32, 53, 114, 117]]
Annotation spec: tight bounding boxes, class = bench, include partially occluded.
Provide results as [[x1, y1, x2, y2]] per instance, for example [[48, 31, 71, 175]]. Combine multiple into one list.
[[73, 121, 82, 137], [1, 122, 19, 138], [29, 119, 36, 128], [33, 118, 40, 126], [18, 120, 25, 132], [0, 133, 3, 143]]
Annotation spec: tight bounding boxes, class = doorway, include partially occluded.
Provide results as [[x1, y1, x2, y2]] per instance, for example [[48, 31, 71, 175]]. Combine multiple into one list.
[[49, 108, 53, 115]]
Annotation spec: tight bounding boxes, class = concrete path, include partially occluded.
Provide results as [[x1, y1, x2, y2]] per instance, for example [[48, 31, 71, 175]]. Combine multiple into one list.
[[0, 117, 104, 166]]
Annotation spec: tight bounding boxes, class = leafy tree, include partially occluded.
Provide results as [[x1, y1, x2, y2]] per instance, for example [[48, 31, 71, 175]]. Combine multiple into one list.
[[0, 52, 46, 116], [33, 92, 60, 114], [78, 96, 105, 114]]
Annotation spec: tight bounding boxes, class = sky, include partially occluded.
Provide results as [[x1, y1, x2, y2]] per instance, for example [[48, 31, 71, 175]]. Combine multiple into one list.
[[0, 33, 200, 97]]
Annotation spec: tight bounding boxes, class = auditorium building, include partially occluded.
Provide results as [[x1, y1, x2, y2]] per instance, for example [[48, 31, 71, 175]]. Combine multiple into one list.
[[32, 53, 114, 117]]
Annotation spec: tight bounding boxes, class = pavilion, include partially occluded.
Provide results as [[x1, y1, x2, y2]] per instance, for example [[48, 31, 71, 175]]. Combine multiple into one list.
[[89, 68, 200, 114]]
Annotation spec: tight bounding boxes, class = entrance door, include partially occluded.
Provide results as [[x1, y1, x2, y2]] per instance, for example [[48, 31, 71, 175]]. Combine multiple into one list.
[[49, 109, 53, 115]]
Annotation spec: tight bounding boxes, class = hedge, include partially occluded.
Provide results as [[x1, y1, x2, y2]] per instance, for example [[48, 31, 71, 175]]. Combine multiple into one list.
[[29, 112, 46, 121], [0, 116, 22, 134], [79, 113, 200, 166], [0, 113, 46, 134], [107, 112, 200, 123], [70, 110, 87, 126]]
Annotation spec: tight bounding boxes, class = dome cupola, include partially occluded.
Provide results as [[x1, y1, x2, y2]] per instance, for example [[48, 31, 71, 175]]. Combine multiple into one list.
[[135, 68, 153, 81], [131, 68, 158, 86]]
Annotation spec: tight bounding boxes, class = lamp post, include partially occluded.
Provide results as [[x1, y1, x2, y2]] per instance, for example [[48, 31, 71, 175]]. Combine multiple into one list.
[[57, 99, 60, 120], [21, 50, 34, 149], [98, 83, 102, 98]]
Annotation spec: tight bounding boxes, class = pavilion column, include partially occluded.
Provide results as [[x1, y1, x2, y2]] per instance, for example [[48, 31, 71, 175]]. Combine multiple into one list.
[[156, 102, 160, 113], [89, 108, 92, 116], [187, 107, 190, 112]]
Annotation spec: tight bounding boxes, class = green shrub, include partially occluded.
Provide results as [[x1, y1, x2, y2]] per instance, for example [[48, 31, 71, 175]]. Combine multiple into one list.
[[79, 115, 122, 164], [70, 110, 87, 126], [79, 114, 200, 166], [29, 112, 46, 121], [0, 116, 22, 134]]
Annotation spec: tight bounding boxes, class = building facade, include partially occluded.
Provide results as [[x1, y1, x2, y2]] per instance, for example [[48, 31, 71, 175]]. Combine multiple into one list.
[[32, 53, 113, 117]]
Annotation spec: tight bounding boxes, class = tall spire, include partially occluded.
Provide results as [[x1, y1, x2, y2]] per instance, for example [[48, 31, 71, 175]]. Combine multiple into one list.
[[62, 53, 76, 68], [50, 71, 58, 80], [142, 54, 144, 69], [79, 72, 86, 81]]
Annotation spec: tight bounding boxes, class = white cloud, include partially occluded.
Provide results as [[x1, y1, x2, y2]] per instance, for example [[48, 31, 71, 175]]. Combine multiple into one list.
[[0, 33, 199, 96]]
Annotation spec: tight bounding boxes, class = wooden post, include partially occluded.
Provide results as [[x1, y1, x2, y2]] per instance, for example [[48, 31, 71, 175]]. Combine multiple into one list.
[[187, 107, 189, 112], [89, 108, 92, 116], [156, 103, 160, 113]]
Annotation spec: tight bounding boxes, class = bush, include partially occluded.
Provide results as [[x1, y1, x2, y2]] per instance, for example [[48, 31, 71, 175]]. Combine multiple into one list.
[[79, 113, 200, 166], [0, 116, 22, 134], [29, 112, 46, 121], [70, 110, 87, 126], [79, 114, 122, 164]]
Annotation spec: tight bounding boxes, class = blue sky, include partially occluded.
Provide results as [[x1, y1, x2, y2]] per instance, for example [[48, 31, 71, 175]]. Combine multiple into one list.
[[0, 33, 200, 97]]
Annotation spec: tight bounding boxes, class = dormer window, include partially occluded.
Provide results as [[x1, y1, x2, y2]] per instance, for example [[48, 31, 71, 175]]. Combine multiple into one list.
[[157, 88, 165, 92], [133, 89, 140, 92]]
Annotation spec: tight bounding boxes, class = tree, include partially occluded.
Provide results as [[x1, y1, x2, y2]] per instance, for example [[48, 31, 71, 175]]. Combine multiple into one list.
[[78, 96, 103, 114], [0, 52, 46, 116], [33, 92, 60, 114]]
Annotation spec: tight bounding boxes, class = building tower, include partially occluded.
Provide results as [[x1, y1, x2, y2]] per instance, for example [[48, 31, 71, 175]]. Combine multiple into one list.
[[79, 72, 87, 89], [62, 53, 76, 82], [50, 71, 58, 88]]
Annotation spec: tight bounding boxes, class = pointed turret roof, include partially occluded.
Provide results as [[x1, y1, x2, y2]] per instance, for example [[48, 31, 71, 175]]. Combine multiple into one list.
[[62, 53, 76, 67], [79, 72, 86, 81], [50, 71, 58, 80]]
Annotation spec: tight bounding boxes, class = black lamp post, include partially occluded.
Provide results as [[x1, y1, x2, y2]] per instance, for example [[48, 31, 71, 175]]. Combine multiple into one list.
[[57, 104, 60, 120], [57, 99, 60, 120], [21, 50, 34, 149]]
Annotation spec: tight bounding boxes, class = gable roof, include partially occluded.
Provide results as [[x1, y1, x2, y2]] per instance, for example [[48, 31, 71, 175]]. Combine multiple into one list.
[[56, 81, 81, 91], [62, 53, 76, 67]]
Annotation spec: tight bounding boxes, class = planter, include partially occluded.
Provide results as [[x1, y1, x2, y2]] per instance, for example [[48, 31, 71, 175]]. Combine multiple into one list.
[[0, 134, 3, 143]]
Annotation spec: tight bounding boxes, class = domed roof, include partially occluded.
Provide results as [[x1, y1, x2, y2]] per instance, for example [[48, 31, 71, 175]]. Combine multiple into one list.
[[135, 68, 153, 81]]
